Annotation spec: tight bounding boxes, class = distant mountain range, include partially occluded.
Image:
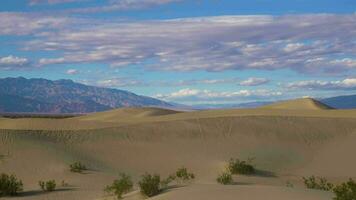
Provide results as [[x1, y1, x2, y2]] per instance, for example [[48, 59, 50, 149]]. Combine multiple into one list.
[[0, 77, 356, 113], [0, 77, 171, 113], [320, 94, 356, 109]]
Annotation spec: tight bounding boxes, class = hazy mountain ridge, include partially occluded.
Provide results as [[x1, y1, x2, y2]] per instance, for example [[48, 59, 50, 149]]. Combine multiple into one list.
[[320, 94, 356, 109], [0, 77, 171, 113]]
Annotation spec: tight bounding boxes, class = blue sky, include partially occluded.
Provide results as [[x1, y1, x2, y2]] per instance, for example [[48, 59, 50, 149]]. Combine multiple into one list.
[[0, 0, 356, 105]]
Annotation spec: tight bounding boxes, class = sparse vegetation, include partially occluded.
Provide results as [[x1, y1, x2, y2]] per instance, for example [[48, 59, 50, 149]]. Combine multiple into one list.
[[303, 176, 334, 191], [70, 162, 87, 173], [228, 158, 255, 175], [0, 173, 23, 197], [217, 171, 233, 185], [105, 173, 133, 199], [175, 167, 195, 183], [39, 180, 56, 192], [333, 179, 356, 200], [138, 173, 161, 197]]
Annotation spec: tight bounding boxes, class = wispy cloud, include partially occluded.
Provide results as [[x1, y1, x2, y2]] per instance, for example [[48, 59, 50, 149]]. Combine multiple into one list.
[[240, 77, 269, 86], [287, 78, 356, 90], [0, 55, 31, 70], [18, 14, 355, 75], [155, 88, 282, 103], [29, 0, 83, 5], [94, 77, 240, 88], [0, 12, 73, 35], [66, 69, 79, 75], [71, 0, 183, 13]]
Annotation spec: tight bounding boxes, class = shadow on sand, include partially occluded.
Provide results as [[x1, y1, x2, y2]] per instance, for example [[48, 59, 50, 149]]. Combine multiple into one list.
[[17, 188, 76, 197]]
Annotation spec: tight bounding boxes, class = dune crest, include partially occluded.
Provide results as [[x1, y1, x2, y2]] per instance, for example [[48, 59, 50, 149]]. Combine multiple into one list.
[[260, 98, 333, 110]]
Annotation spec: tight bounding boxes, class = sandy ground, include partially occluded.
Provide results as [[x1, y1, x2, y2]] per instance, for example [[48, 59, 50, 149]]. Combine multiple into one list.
[[0, 98, 356, 200]]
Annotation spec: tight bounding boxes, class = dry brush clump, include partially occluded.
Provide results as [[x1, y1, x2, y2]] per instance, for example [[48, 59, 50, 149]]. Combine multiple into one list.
[[0, 173, 23, 197], [228, 158, 256, 175], [39, 180, 56, 192], [105, 173, 133, 199], [217, 171, 233, 185], [302, 176, 356, 200], [333, 179, 356, 200], [138, 167, 195, 198], [138, 173, 161, 198], [303, 176, 334, 191], [69, 162, 87, 173]]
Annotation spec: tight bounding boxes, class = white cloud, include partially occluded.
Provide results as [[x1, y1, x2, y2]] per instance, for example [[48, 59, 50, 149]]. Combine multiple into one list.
[[283, 43, 305, 52], [240, 77, 269, 86], [287, 78, 356, 90], [66, 69, 79, 75], [155, 88, 282, 102], [330, 58, 356, 68], [0, 55, 30, 70]]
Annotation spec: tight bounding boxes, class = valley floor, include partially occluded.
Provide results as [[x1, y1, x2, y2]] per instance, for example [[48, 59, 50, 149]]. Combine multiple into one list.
[[1, 104, 356, 200]]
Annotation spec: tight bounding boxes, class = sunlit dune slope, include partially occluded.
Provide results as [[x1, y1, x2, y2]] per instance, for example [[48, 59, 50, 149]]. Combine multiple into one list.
[[261, 98, 333, 110]]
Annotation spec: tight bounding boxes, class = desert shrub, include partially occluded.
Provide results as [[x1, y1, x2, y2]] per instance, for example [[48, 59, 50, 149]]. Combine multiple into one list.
[[333, 179, 356, 200], [0, 173, 23, 196], [70, 162, 87, 173], [175, 167, 195, 183], [303, 176, 333, 191], [138, 173, 161, 197], [39, 180, 56, 192], [105, 173, 133, 199], [228, 158, 255, 175], [216, 171, 233, 185]]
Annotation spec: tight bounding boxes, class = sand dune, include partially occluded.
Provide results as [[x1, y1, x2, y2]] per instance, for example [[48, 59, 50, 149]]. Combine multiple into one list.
[[0, 99, 356, 200]]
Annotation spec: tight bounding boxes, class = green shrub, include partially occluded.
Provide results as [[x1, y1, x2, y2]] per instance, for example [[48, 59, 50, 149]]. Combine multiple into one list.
[[333, 179, 356, 200], [0, 173, 23, 196], [69, 162, 87, 173], [39, 180, 56, 192], [105, 173, 133, 199], [228, 158, 255, 175], [303, 176, 333, 191], [216, 171, 233, 185], [175, 167, 195, 183], [138, 173, 161, 197]]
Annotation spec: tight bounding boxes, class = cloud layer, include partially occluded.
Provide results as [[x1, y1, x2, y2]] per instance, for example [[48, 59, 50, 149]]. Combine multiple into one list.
[[155, 88, 282, 103], [287, 78, 356, 90], [11, 14, 353, 75]]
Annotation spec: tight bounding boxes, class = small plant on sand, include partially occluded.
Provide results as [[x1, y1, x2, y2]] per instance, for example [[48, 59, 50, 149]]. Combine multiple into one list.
[[303, 176, 333, 191], [160, 174, 176, 189], [217, 171, 233, 185], [105, 173, 133, 199], [333, 179, 356, 200], [228, 158, 255, 175], [138, 173, 161, 197], [69, 162, 87, 173], [175, 167, 195, 183], [0, 173, 23, 197], [39, 180, 56, 192]]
